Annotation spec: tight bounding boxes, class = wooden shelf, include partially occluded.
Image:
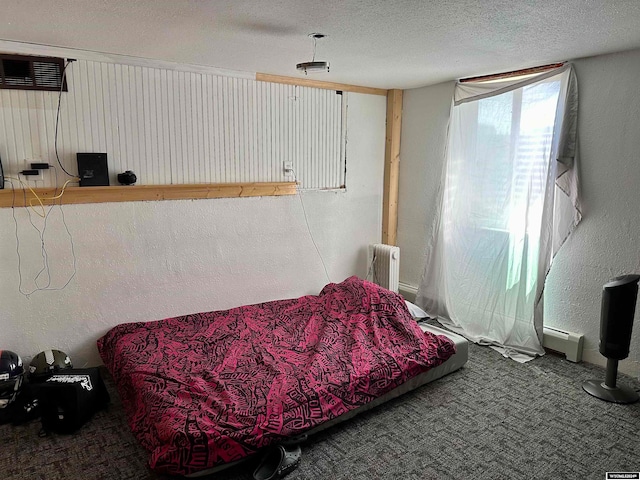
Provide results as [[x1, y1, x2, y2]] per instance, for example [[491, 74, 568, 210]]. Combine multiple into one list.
[[0, 182, 297, 208]]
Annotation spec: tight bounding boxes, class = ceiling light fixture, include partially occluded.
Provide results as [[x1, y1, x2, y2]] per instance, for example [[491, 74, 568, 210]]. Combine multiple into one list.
[[297, 33, 330, 75]]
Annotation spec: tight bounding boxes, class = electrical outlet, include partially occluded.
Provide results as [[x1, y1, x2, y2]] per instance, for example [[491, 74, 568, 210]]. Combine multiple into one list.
[[283, 162, 294, 176]]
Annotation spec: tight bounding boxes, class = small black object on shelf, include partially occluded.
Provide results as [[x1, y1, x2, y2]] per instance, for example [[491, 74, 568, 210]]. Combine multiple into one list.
[[77, 153, 109, 187], [117, 170, 137, 185]]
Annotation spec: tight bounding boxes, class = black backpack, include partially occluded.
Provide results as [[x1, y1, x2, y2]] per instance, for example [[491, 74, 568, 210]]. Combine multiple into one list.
[[31, 367, 110, 434]]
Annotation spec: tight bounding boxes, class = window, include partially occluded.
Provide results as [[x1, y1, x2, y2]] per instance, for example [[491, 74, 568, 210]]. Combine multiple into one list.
[[419, 65, 581, 358]]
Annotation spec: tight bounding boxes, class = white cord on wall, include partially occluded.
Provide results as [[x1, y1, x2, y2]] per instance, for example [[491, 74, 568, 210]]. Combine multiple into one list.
[[291, 168, 331, 284]]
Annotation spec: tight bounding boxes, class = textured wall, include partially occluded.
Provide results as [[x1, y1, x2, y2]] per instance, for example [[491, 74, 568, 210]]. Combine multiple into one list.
[[0, 92, 386, 367], [397, 81, 454, 289], [398, 49, 640, 377], [544, 50, 640, 376]]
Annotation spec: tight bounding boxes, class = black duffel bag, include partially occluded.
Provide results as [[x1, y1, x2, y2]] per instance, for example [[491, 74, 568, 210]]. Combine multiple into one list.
[[32, 367, 110, 434]]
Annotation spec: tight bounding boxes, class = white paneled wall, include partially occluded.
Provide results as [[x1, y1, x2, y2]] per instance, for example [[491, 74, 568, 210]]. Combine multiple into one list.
[[0, 59, 346, 189]]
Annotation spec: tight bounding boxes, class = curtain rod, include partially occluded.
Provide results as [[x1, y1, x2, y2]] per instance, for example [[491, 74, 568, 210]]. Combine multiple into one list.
[[459, 62, 566, 83]]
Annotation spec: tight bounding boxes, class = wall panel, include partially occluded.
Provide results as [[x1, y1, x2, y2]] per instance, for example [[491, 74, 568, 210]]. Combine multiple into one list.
[[0, 59, 345, 190]]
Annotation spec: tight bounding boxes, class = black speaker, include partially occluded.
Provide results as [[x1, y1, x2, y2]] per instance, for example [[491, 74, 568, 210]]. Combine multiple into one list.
[[77, 153, 109, 187], [583, 274, 640, 404]]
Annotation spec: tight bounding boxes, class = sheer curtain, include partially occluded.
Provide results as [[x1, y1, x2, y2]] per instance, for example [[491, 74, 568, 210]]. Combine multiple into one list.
[[416, 65, 581, 360]]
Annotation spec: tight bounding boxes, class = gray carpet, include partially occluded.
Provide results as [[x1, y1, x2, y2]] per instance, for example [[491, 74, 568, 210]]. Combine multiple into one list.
[[2, 343, 639, 480]]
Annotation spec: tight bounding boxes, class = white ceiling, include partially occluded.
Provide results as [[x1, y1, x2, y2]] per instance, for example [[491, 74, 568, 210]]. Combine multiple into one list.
[[2, 0, 640, 89]]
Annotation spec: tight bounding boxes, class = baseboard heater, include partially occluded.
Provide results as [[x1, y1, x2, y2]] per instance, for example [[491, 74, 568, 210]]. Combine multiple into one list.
[[399, 282, 418, 303], [543, 327, 584, 362], [398, 283, 584, 363]]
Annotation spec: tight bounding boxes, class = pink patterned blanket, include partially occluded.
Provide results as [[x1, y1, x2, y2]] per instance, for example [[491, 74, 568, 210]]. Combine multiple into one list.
[[97, 276, 455, 475]]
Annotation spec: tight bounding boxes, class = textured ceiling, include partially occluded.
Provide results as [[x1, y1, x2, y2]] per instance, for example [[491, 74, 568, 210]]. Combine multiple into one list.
[[1, 0, 640, 89]]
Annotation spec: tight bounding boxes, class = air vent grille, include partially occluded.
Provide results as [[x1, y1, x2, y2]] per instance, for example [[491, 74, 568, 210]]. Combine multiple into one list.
[[0, 54, 67, 91], [34, 61, 63, 88]]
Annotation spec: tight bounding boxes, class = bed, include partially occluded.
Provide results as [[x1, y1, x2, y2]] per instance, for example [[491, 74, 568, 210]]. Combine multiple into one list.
[[97, 276, 467, 477]]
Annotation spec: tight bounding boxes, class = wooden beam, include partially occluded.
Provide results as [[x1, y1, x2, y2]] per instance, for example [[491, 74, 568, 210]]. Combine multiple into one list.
[[256, 73, 387, 96], [0, 182, 297, 208], [382, 89, 403, 245], [459, 62, 565, 83]]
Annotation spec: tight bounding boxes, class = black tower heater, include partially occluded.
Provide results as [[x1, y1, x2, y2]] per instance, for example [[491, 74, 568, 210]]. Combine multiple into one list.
[[583, 274, 640, 404]]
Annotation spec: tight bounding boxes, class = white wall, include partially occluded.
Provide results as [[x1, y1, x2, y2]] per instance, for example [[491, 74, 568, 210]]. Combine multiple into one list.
[[397, 81, 454, 290], [398, 48, 640, 377], [0, 92, 386, 367]]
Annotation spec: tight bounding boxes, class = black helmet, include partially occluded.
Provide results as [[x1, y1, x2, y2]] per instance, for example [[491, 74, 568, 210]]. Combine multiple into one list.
[[28, 349, 73, 380], [0, 350, 25, 409]]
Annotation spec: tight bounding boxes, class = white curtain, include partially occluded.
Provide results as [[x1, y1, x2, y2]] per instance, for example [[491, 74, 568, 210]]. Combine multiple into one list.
[[416, 64, 582, 361]]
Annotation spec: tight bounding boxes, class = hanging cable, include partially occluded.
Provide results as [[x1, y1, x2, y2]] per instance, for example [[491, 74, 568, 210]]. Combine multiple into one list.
[[6, 170, 78, 297], [26, 187, 52, 291], [53, 165, 78, 291], [312, 36, 317, 62], [291, 168, 331, 284], [366, 251, 378, 284], [45, 165, 77, 292], [7, 180, 27, 296], [28, 177, 77, 210], [5, 60, 77, 296], [6, 176, 46, 217], [54, 60, 76, 177]]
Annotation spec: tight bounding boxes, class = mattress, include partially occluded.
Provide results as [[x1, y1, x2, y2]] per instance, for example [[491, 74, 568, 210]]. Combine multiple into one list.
[[291, 323, 468, 435], [98, 277, 457, 476], [188, 322, 468, 478], [417, 323, 468, 379]]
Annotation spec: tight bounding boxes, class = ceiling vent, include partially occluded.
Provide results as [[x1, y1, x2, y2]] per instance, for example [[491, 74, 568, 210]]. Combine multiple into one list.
[[0, 54, 67, 92]]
